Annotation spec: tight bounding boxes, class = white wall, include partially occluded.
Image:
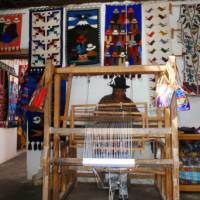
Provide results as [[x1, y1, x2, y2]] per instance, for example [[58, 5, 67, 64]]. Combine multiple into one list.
[[0, 128, 17, 164], [26, 150, 42, 179]]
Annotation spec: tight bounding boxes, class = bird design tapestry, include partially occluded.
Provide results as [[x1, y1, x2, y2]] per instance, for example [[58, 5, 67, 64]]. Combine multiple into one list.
[[104, 4, 142, 66], [0, 14, 22, 53], [178, 4, 200, 95], [143, 2, 171, 106], [143, 2, 171, 64], [29, 8, 63, 68], [66, 8, 100, 65]]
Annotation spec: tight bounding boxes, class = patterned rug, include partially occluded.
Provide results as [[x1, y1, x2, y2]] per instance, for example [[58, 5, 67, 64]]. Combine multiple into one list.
[[29, 7, 63, 68], [178, 4, 200, 95], [0, 14, 22, 53], [104, 4, 142, 66], [66, 8, 100, 65]]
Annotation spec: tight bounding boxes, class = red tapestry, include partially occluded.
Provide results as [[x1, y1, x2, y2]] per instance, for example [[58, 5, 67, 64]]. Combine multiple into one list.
[[0, 14, 22, 53]]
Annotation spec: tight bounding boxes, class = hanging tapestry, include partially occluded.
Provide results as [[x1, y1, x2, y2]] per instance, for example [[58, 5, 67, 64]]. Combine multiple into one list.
[[0, 14, 22, 53], [8, 75, 18, 127], [143, 2, 171, 106], [29, 8, 63, 68], [26, 67, 66, 151], [178, 4, 200, 95], [66, 8, 100, 65], [19, 64, 29, 85], [0, 69, 7, 127], [104, 4, 141, 66]]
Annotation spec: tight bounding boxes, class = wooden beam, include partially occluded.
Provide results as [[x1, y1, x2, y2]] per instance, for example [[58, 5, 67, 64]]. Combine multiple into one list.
[[55, 65, 166, 76], [56, 158, 174, 167], [179, 185, 200, 192], [62, 75, 73, 128], [42, 61, 53, 200], [170, 94, 180, 200], [50, 127, 172, 137], [0, 49, 28, 59], [179, 133, 200, 140], [53, 74, 61, 200]]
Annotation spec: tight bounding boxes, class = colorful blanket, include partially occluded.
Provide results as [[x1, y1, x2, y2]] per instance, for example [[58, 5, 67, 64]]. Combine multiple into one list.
[[104, 4, 142, 66], [0, 14, 22, 53], [66, 8, 100, 65], [29, 8, 63, 68]]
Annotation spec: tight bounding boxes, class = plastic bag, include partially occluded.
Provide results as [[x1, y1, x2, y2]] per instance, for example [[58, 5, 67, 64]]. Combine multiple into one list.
[[176, 87, 190, 111], [156, 74, 174, 108]]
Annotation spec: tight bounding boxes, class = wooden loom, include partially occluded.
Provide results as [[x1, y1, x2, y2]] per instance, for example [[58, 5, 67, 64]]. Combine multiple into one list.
[[42, 56, 180, 200]]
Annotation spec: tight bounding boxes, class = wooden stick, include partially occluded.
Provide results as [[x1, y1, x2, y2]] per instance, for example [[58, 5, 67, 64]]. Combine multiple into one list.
[[53, 74, 61, 200], [61, 142, 67, 193], [165, 135, 173, 200], [63, 75, 73, 128], [171, 94, 180, 200]]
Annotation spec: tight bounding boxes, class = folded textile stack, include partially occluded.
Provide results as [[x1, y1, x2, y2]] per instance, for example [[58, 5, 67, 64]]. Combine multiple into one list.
[[180, 140, 200, 184], [180, 166, 200, 185]]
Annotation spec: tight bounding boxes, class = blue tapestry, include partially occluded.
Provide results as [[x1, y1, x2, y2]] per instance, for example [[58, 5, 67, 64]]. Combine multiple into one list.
[[104, 4, 142, 66], [66, 8, 100, 65], [29, 7, 63, 68]]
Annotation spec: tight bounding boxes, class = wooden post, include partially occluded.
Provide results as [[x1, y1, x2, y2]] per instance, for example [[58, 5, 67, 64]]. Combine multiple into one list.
[[69, 106, 77, 183], [165, 134, 173, 200], [53, 74, 61, 200], [171, 94, 180, 200], [62, 70, 73, 128], [42, 61, 54, 200], [155, 108, 162, 194], [61, 75, 73, 192], [164, 108, 173, 200]]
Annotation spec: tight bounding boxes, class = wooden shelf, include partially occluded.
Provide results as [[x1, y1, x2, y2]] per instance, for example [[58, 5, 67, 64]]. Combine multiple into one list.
[[180, 185, 200, 192], [179, 133, 200, 140]]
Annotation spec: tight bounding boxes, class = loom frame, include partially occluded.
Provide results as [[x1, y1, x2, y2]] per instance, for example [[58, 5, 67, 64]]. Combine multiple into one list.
[[42, 56, 179, 200]]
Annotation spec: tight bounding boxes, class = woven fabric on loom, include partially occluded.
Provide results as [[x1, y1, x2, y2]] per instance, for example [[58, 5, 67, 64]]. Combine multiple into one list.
[[29, 8, 63, 68], [66, 8, 100, 65], [178, 4, 200, 95], [104, 4, 142, 66]]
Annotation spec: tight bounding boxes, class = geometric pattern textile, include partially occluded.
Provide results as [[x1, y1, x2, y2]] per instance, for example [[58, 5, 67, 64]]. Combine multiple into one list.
[[178, 4, 200, 95], [0, 14, 22, 53], [104, 4, 142, 66], [66, 8, 100, 66], [29, 8, 63, 68]]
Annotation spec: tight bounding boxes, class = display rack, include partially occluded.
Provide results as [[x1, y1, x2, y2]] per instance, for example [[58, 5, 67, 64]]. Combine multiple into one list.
[[42, 56, 180, 200]]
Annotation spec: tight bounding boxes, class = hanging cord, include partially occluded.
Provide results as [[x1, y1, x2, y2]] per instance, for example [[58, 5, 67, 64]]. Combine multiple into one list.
[[85, 76, 90, 105], [83, 76, 91, 159], [125, 3, 128, 65]]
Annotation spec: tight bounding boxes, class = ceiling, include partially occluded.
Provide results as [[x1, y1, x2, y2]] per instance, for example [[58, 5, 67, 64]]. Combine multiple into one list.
[[0, 0, 184, 9]]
